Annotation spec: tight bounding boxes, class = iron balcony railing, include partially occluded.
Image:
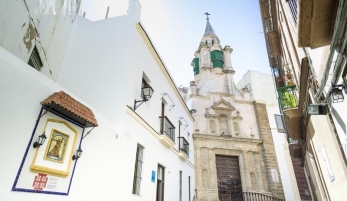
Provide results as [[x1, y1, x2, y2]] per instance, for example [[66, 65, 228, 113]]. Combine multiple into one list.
[[277, 85, 298, 110], [159, 116, 175, 142], [230, 192, 284, 201], [178, 137, 189, 157]]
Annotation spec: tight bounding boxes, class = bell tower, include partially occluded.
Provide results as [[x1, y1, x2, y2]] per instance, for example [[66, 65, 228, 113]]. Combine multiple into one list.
[[191, 13, 235, 96], [190, 13, 285, 201]]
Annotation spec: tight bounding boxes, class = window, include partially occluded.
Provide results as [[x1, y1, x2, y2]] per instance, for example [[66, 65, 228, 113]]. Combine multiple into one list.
[[287, 0, 298, 24], [132, 144, 144, 195], [28, 46, 43, 71], [156, 165, 165, 201], [212, 39, 214, 45], [188, 176, 191, 201], [179, 171, 182, 201]]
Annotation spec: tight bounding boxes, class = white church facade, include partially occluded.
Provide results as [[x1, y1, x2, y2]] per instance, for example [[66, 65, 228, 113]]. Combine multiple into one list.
[[0, 0, 194, 201], [183, 16, 301, 201]]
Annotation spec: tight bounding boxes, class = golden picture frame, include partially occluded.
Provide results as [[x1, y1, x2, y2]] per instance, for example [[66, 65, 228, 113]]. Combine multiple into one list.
[[44, 129, 70, 163], [30, 118, 78, 178]]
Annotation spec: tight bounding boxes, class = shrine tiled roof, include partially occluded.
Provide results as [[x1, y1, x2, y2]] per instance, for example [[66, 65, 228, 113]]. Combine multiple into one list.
[[41, 91, 98, 127]]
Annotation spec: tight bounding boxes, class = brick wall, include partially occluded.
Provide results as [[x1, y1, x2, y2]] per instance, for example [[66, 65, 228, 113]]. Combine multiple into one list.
[[292, 157, 312, 200], [253, 102, 285, 199]]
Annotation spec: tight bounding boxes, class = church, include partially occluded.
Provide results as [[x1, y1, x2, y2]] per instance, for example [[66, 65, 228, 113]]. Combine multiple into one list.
[[184, 14, 295, 201]]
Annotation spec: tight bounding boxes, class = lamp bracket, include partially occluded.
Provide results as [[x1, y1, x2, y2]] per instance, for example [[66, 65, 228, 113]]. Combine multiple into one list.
[[82, 127, 95, 139], [178, 117, 188, 130], [36, 106, 53, 122], [161, 93, 175, 111], [134, 99, 146, 111]]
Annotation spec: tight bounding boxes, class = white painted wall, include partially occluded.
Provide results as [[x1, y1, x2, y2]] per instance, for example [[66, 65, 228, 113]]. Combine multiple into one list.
[[237, 70, 301, 201], [0, 0, 80, 81], [0, 1, 194, 200]]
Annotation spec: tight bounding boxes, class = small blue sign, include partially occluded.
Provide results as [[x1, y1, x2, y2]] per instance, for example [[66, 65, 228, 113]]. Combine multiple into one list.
[[151, 171, 156, 182]]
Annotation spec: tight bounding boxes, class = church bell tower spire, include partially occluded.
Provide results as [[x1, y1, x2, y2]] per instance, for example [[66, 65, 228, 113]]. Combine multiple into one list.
[[190, 13, 235, 96], [203, 12, 216, 36]]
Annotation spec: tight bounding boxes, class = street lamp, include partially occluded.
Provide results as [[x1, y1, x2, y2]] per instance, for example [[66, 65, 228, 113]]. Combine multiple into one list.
[[189, 109, 197, 114], [72, 147, 83, 160], [330, 84, 345, 103], [134, 84, 154, 111], [306, 104, 328, 115], [33, 132, 47, 148]]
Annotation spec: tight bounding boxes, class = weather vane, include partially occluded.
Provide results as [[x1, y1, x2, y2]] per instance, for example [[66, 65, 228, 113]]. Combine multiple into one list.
[[204, 12, 210, 20]]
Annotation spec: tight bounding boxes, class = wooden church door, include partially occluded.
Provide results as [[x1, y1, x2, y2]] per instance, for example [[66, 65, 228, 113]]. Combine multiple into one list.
[[216, 155, 242, 201]]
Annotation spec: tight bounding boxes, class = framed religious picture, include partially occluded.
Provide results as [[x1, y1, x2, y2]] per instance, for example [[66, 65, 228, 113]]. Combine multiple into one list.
[[44, 129, 70, 163]]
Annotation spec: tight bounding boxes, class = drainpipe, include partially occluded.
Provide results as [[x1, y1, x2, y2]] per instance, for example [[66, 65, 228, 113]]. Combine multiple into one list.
[[315, 0, 347, 101]]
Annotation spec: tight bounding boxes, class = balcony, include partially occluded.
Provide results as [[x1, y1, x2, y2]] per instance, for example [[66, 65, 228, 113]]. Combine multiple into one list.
[[277, 85, 298, 110], [159, 116, 175, 147], [277, 85, 302, 140], [178, 137, 189, 160], [298, 0, 339, 49]]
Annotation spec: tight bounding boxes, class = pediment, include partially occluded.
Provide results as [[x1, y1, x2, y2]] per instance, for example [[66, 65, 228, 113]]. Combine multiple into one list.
[[211, 99, 235, 111]]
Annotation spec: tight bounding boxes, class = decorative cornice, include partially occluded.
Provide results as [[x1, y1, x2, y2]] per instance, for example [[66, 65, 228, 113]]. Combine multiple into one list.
[[232, 116, 243, 120], [208, 92, 234, 97], [193, 133, 262, 144], [190, 94, 210, 100], [222, 69, 235, 74], [205, 114, 219, 118], [200, 67, 213, 72], [234, 100, 253, 104]]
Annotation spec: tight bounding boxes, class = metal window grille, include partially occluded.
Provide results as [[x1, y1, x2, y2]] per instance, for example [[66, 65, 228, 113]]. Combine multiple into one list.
[[178, 137, 189, 156], [287, 0, 298, 24], [132, 144, 144, 195], [28, 47, 43, 71]]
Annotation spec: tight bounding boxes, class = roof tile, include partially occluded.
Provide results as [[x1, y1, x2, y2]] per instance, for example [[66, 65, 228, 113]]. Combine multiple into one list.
[[41, 91, 98, 126]]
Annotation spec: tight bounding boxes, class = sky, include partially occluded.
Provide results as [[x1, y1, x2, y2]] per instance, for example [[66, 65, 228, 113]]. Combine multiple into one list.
[[81, 0, 270, 87]]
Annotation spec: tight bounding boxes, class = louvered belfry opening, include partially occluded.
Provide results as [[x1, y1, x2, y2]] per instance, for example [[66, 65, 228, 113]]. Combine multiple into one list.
[[216, 155, 242, 201]]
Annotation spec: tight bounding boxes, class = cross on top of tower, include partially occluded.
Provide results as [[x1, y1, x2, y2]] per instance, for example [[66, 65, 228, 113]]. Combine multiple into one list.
[[204, 12, 210, 20], [203, 12, 215, 36]]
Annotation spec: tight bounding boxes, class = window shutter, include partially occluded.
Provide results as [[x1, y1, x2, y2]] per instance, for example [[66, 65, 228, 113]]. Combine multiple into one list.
[[210, 50, 224, 68], [274, 114, 286, 133], [192, 58, 200, 75]]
